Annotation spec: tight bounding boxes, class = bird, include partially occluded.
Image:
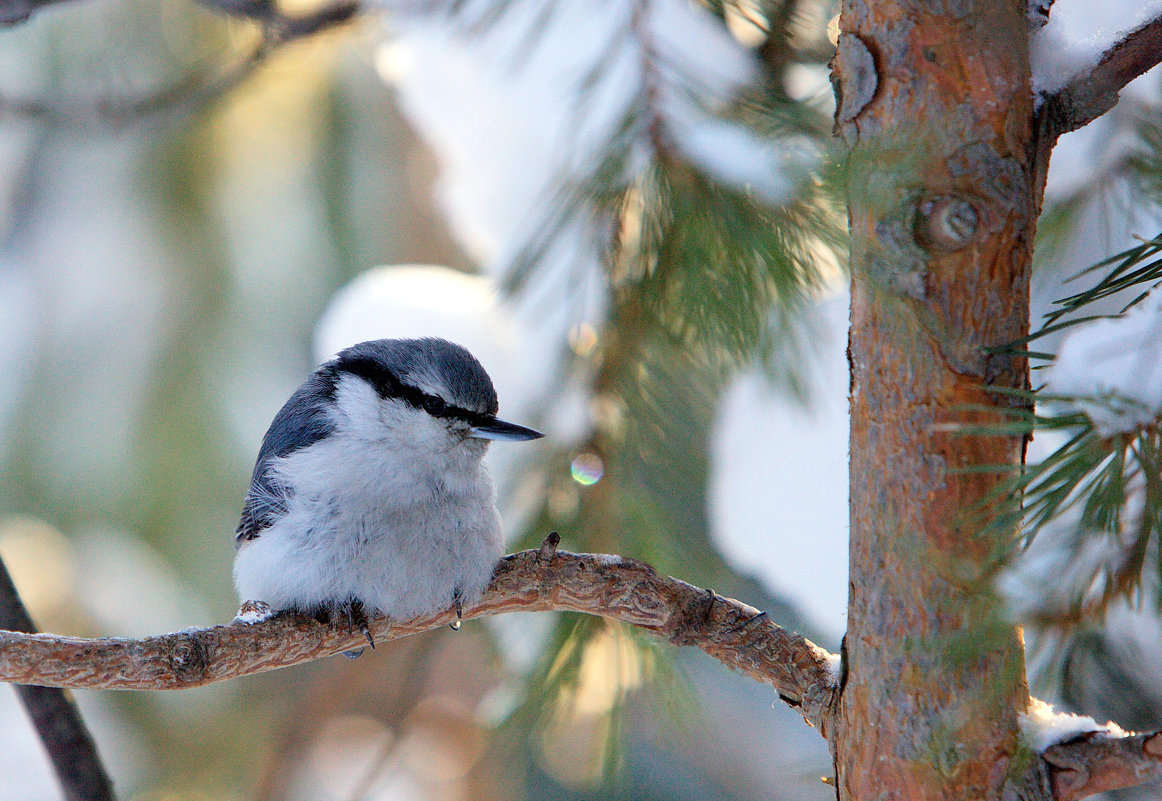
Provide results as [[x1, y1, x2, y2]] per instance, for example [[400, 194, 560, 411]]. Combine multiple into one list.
[[232, 337, 542, 641]]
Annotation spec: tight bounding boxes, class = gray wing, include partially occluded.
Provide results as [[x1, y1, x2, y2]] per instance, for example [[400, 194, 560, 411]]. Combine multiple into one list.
[[235, 371, 337, 544]]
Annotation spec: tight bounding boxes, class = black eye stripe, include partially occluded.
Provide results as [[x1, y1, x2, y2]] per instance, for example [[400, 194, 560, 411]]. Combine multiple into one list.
[[329, 354, 491, 428]]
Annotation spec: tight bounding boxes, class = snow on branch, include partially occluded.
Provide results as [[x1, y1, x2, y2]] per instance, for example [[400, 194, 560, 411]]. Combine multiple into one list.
[[1019, 698, 1162, 800], [379, 0, 825, 302], [1039, 10, 1162, 138], [0, 538, 840, 731], [1021, 698, 1127, 753]]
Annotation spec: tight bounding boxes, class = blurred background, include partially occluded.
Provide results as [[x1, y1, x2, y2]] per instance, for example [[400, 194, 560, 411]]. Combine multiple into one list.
[[0, 0, 1160, 799]]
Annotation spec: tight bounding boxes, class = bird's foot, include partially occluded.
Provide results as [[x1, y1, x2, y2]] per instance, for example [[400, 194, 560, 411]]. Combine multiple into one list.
[[316, 600, 375, 656]]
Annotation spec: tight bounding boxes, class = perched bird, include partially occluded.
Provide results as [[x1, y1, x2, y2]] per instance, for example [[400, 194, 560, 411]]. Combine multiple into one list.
[[233, 337, 542, 637]]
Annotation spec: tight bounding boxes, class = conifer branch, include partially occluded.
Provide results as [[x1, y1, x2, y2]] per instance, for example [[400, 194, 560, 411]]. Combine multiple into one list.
[[1041, 13, 1162, 138], [0, 537, 840, 733], [1043, 730, 1162, 800]]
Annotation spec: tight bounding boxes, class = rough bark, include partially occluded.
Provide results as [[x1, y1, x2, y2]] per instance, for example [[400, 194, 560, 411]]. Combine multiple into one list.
[[833, 0, 1038, 798]]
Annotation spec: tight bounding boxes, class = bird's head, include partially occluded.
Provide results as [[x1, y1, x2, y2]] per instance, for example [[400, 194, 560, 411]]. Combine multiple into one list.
[[324, 338, 543, 456]]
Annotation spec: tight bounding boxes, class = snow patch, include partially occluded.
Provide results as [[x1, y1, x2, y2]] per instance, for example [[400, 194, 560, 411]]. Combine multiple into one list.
[[1032, 0, 1162, 97], [1020, 697, 1127, 752], [823, 651, 842, 685], [708, 290, 850, 639], [664, 95, 817, 205], [234, 600, 276, 625], [379, 0, 807, 344]]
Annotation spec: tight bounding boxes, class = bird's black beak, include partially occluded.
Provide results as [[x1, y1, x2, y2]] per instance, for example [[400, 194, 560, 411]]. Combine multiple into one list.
[[469, 417, 544, 442]]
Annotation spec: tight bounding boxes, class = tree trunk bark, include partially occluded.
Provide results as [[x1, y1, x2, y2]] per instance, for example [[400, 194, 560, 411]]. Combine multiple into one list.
[[834, 0, 1044, 797]]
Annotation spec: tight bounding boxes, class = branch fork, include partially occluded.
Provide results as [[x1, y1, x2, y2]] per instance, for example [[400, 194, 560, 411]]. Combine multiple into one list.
[[1038, 13, 1162, 140]]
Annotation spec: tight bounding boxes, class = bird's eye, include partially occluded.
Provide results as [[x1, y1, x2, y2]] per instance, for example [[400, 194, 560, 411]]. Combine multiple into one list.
[[423, 396, 447, 415]]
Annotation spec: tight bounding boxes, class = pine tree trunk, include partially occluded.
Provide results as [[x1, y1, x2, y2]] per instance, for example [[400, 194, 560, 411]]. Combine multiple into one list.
[[833, 0, 1045, 797]]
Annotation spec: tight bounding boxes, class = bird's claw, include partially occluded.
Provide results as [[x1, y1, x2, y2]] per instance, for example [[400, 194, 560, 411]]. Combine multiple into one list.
[[315, 600, 375, 655], [344, 601, 375, 649], [450, 589, 463, 631]]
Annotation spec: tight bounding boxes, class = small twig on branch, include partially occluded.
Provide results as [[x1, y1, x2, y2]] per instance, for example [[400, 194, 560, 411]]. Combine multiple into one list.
[[0, 539, 840, 732], [0, 557, 116, 801], [1041, 13, 1162, 139]]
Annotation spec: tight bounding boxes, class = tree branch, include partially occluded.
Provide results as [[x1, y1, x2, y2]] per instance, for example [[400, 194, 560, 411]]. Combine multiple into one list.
[[1040, 13, 1162, 139], [195, 0, 360, 42], [0, 0, 360, 124], [1043, 730, 1162, 801], [0, 538, 840, 733], [0, 557, 116, 801], [0, 0, 361, 29], [0, 0, 69, 25]]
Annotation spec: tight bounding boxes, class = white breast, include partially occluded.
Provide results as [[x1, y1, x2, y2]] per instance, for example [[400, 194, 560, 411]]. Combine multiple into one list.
[[233, 388, 505, 620]]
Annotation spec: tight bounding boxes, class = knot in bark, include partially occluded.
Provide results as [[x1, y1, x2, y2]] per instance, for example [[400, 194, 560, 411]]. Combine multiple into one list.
[[168, 633, 209, 683], [914, 194, 980, 251]]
